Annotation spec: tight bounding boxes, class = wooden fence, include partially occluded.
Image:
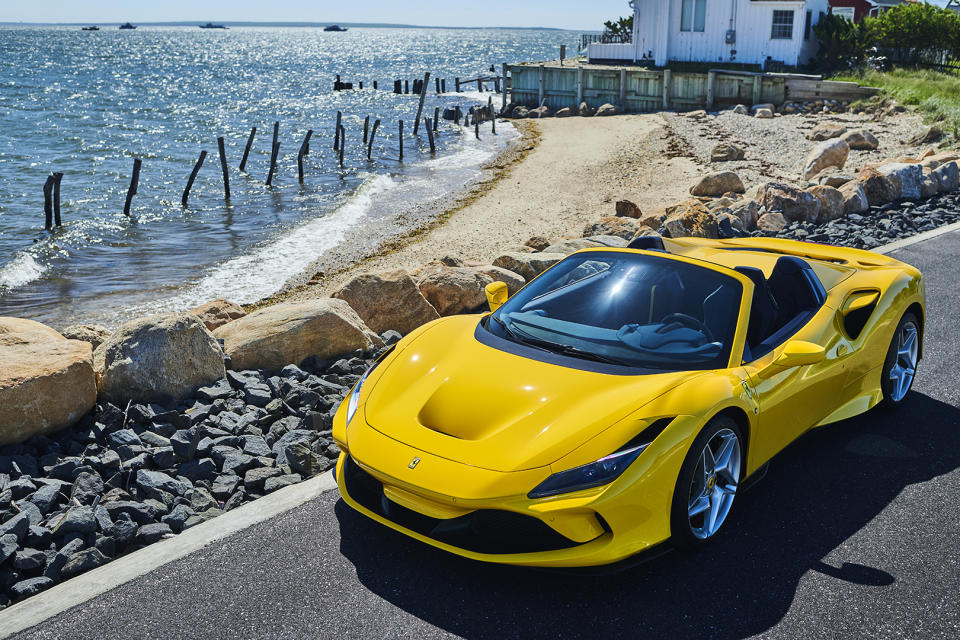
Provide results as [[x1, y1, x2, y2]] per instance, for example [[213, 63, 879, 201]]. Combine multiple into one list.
[[504, 64, 878, 112]]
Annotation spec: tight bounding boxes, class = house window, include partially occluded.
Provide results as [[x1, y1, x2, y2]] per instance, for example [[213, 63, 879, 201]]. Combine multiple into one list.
[[804, 10, 812, 40], [771, 10, 795, 40], [681, 0, 707, 33], [833, 7, 855, 22]]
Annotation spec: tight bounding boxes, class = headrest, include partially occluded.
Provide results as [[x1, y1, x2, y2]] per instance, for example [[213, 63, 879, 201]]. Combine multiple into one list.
[[628, 236, 667, 252]]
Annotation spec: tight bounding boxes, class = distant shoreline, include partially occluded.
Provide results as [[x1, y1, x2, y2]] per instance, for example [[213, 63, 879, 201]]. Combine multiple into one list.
[[0, 22, 572, 31]]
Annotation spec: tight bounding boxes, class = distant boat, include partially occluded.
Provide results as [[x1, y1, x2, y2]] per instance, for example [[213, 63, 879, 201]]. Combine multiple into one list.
[[199, 22, 228, 29], [81, 26, 100, 31], [119, 22, 136, 30], [323, 25, 348, 32]]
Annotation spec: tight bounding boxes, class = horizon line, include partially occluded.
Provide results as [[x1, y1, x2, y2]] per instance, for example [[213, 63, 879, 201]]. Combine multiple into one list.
[[0, 20, 575, 31]]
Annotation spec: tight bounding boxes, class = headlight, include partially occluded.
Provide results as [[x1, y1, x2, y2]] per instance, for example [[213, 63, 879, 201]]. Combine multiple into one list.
[[344, 346, 394, 425], [527, 444, 650, 499]]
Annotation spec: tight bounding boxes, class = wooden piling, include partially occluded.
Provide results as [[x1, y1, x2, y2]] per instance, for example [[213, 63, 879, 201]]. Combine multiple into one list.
[[367, 118, 380, 160], [663, 69, 672, 109], [239, 126, 256, 172], [52, 172, 63, 226], [413, 71, 430, 135], [398, 120, 403, 161], [394, 80, 401, 94], [478, 78, 482, 92], [334, 111, 342, 150], [297, 130, 313, 183], [359, 81, 363, 90], [182, 150, 207, 207], [502, 63, 508, 103], [435, 77, 440, 93], [405, 80, 409, 94], [266, 141, 279, 186], [373, 80, 378, 90], [338, 125, 345, 167], [433, 107, 439, 132], [454, 105, 461, 125], [425, 118, 435, 154], [455, 77, 460, 92], [363, 115, 370, 143], [217, 137, 230, 200], [43, 174, 54, 230], [124, 157, 142, 217], [475, 114, 480, 140]]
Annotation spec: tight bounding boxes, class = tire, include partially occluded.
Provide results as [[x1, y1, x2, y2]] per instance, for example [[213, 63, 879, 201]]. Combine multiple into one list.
[[879, 311, 921, 410], [670, 415, 744, 551]]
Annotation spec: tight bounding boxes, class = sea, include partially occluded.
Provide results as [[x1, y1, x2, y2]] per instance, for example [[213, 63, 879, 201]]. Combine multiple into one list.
[[0, 25, 575, 328]]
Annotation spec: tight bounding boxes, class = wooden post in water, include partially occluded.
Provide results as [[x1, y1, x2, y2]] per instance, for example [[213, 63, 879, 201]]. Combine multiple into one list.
[[478, 78, 482, 92], [182, 150, 207, 207], [394, 80, 401, 94], [124, 157, 142, 217], [413, 71, 430, 135], [373, 80, 378, 90], [217, 137, 230, 200], [297, 130, 313, 183], [43, 174, 54, 230], [433, 107, 439, 132], [367, 118, 380, 159], [266, 141, 279, 186], [425, 118, 435, 154], [334, 111, 342, 150], [441, 78, 446, 93], [455, 77, 460, 92], [405, 80, 409, 94], [363, 115, 370, 144], [239, 126, 256, 172], [454, 105, 461, 125], [475, 114, 480, 140], [359, 81, 363, 90], [398, 120, 403, 161], [338, 125, 345, 167], [435, 77, 440, 94], [52, 172, 63, 226]]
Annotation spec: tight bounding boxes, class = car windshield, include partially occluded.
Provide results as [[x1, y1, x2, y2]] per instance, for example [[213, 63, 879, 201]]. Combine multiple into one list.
[[486, 251, 743, 371]]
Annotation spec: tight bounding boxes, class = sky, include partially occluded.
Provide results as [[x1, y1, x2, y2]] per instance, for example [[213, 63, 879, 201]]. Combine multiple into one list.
[[0, 0, 632, 30]]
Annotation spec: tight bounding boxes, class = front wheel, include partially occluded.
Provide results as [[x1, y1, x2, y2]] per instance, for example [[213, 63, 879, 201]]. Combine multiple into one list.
[[670, 416, 743, 550], [880, 311, 920, 409]]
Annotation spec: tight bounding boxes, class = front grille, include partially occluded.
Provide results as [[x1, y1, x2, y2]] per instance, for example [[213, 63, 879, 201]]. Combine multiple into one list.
[[343, 455, 582, 554]]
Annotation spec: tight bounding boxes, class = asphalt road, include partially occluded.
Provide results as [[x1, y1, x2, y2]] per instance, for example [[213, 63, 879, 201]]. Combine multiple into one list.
[[15, 231, 960, 640]]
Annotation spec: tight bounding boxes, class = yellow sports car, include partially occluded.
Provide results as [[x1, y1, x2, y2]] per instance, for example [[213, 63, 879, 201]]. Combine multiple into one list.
[[333, 236, 925, 567]]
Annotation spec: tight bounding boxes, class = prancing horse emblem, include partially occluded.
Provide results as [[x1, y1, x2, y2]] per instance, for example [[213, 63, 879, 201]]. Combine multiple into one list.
[[408, 457, 421, 469]]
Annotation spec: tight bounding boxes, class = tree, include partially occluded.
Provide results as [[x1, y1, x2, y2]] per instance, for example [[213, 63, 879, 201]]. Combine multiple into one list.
[[813, 13, 870, 69], [603, 15, 634, 42]]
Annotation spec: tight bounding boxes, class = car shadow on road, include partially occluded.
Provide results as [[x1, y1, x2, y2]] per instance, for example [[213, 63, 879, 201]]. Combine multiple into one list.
[[336, 393, 960, 639]]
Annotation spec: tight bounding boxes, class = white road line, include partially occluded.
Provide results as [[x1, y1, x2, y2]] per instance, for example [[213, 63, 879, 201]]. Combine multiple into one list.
[[0, 471, 338, 638]]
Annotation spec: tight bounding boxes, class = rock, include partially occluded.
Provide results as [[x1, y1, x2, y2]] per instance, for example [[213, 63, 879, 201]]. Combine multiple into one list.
[[210, 474, 240, 500], [729, 200, 759, 231], [554, 107, 574, 118], [511, 106, 529, 119], [492, 253, 566, 281], [544, 238, 608, 255], [135, 522, 173, 544], [97, 313, 224, 405], [523, 236, 550, 251], [103, 500, 157, 525], [0, 511, 30, 541], [53, 506, 97, 534], [806, 123, 847, 141], [9, 577, 53, 598], [136, 469, 189, 498], [752, 103, 775, 113], [283, 441, 324, 477], [0, 533, 18, 564], [473, 266, 526, 296], [615, 200, 642, 218], [264, 474, 301, 492], [414, 265, 492, 316], [582, 216, 641, 241], [332, 271, 439, 336], [662, 201, 719, 239], [921, 168, 940, 198], [689, 171, 745, 197], [841, 129, 879, 151], [70, 471, 104, 505], [808, 186, 846, 224], [754, 108, 773, 119], [761, 182, 821, 223], [61, 548, 109, 579], [858, 167, 901, 206], [13, 547, 47, 570], [878, 163, 923, 200], [731, 104, 749, 116], [215, 299, 382, 372], [161, 504, 194, 533], [0, 318, 97, 446], [186, 299, 248, 331], [803, 138, 850, 180], [60, 324, 111, 351], [934, 161, 960, 192], [757, 212, 788, 233], [176, 458, 218, 483], [907, 126, 943, 145], [243, 467, 283, 491], [816, 170, 855, 188], [710, 143, 745, 162], [578, 102, 595, 117], [595, 103, 618, 117], [687, 110, 707, 119], [839, 181, 869, 215], [28, 483, 61, 514]]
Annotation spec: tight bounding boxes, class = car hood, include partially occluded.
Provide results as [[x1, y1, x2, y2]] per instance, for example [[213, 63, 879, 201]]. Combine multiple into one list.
[[363, 316, 699, 473]]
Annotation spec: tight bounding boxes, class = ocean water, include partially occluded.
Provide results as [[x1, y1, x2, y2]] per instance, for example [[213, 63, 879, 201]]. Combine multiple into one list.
[[0, 26, 575, 328]]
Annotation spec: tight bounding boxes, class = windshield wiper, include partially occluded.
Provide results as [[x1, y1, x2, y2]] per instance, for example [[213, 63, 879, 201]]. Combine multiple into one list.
[[490, 316, 632, 366]]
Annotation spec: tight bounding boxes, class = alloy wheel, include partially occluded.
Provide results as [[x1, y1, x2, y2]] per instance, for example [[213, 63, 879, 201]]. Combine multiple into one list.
[[888, 320, 919, 403], [687, 428, 741, 540]]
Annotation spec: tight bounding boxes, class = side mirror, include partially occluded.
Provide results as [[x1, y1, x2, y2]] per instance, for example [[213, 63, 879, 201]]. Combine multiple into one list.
[[485, 281, 509, 312], [772, 340, 826, 369]]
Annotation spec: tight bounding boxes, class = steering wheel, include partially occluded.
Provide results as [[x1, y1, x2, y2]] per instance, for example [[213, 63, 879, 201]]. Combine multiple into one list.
[[659, 313, 716, 342]]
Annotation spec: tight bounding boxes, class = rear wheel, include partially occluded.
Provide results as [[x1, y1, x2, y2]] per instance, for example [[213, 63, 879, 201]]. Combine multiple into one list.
[[670, 416, 743, 550], [880, 311, 920, 409]]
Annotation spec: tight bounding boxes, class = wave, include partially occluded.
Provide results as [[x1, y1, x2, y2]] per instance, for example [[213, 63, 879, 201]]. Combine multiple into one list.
[[0, 252, 46, 290]]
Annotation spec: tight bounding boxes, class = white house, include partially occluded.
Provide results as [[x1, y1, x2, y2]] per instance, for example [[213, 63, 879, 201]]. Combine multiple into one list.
[[589, 0, 831, 68]]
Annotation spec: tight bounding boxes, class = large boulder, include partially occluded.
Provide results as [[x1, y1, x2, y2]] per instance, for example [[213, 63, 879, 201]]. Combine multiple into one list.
[[215, 299, 381, 371], [473, 266, 526, 295], [97, 314, 225, 405], [662, 201, 719, 239], [710, 143, 745, 162], [920, 168, 940, 198], [933, 161, 960, 192], [756, 212, 787, 233], [188, 299, 246, 331], [615, 200, 642, 218], [578, 102, 596, 117], [907, 125, 943, 146], [878, 163, 923, 201], [492, 252, 566, 281], [0, 318, 97, 446], [761, 183, 821, 223], [806, 123, 847, 141], [689, 171, 745, 197], [839, 181, 869, 215], [582, 216, 640, 241], [858, 167, 900, 206], [413, 265, 493, 316], [60, 324, 111, 351], [803, 138, 850, 180], [808, 185, 845, 224], [841, 129, 879, 151], [729, 200, 759, 232], [754, 108, 773, 119], [332, 270, 439, 335], [543, 236, 627, 255], [595, 103, 618, 117]]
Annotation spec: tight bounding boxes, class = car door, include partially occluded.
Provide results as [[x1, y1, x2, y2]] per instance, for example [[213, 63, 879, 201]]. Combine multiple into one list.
[[742, 304, 851, 464]]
